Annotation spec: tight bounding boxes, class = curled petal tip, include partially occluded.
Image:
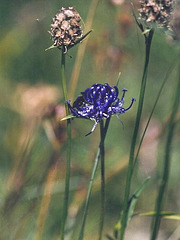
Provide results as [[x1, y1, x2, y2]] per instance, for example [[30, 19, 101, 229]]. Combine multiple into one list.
[[122, 88, 128, 92], [85, 121, 98, 137], [125, 97, 136, 111]]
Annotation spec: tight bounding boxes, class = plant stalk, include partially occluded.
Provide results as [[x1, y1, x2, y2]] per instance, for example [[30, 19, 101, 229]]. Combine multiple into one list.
[[150, 60, 180, 240], [119, 29, 154, 240], [98, 120, 106, 240], [78, 118, 110, 240], [133, 55, 178, 170], [60, 48, 72, 240]]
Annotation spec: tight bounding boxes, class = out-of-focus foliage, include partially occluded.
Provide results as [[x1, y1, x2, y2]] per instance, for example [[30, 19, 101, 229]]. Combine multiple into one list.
[[0, 0, 180, 239]]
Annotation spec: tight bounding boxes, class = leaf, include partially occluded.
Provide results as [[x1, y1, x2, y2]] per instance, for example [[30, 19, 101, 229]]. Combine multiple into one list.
[[131, 3, 144, 33], [61, 115, 76, 121], [75, 30, 93, 44], [139, 211, 180, 220], [126, 177, 150, 224], [45, 44, 58, 51], [165, 215, 180, 220], [68, 30, 93, 50], [45, 30, 92, 53], [142, 29, 151, 35]]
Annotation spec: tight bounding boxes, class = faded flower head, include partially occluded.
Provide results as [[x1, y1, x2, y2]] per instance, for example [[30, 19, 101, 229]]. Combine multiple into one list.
[[49, 7, 83, 49], [67, 83, 135, 136], [139, 0, 174, 29], [173, 1, 180, 39]]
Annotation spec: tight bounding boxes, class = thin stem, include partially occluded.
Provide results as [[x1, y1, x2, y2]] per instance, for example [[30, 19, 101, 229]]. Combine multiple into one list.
[[60, 48, 72, 240], [150, 60, 180, 240], [78, 148, 100, 240], [99, 120, 106, 240], [61, 49, 68, 103], [119, 29, 154, 240], [133, 55, 178, 170], [78, 118, 110, 240]]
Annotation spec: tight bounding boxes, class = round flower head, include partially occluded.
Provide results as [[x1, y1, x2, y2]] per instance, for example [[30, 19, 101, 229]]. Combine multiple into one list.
[[49, 7, 83, 50], [138, 0, 174, 30], [67, 83, 135, 136]]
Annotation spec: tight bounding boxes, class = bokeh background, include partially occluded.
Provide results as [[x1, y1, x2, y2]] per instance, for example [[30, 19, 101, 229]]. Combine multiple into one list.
[[0, 0, 180, 239]]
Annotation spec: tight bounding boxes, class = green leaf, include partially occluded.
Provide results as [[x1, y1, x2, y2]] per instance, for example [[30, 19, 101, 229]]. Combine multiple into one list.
[[142, 29, 151, 35], [139, 211, 180, 220], [111, 178, 149, 239], [68, 30, 93, 51], [126, 177, 150, 224], [45, 30, 92, 53], [74, 30, 93, 45], [165, 215, 180, 220], [61, 115, 76, 121], [45, 44, 58, 51], [131, 3, 144, 33]]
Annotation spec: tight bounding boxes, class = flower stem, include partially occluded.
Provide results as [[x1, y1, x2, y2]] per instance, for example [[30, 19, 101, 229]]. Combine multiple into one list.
[[98, 120, 106, 240], [60, 48, 72, 240], [78, 118, 110, 240], [150, 60, 180, 240], [119, 29, 154, 240], [133, 55, 178, 170]]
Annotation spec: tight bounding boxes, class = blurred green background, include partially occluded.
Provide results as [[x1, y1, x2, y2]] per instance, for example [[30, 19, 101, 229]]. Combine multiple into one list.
[[0, 0, 180, 239]]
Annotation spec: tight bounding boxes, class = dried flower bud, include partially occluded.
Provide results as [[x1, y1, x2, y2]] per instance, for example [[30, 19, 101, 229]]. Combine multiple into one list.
[[172, 2, 180, 39], [139, 0, 174, 29], [49, 7, 83, 49]]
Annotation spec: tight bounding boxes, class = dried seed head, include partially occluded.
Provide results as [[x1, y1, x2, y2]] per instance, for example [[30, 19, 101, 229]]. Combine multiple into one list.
[[172, 2, 180, 39], [139, 0, 174, 29], [49, 7, 83, 48]]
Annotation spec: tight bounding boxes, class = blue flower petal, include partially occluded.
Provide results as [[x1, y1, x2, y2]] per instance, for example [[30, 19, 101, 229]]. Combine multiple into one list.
[[67, 83, 135, 135]]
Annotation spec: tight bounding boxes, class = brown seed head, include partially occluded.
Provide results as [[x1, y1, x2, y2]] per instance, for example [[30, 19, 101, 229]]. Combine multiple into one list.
[[172, 2, 180, 39], [49, 7, 83, 48], [139, 0, 174, 29]]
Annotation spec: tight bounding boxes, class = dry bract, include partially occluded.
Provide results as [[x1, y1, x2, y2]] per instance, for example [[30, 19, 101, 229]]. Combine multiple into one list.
[[139, 0, 174, 29], [173, 2, 180, 38], [49, 7, 83, 48]]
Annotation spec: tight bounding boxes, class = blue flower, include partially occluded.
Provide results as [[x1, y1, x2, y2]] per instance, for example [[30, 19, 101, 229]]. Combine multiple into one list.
[[67, 83, 135, 136]]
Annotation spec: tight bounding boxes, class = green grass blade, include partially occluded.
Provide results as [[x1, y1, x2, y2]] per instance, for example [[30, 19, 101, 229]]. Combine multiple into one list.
[[133, 55, 179, 170], [119, 29, 154, 240], [140, 212, 180, 220], [126, 177, 150, 224], [150, 60, 180, 240]]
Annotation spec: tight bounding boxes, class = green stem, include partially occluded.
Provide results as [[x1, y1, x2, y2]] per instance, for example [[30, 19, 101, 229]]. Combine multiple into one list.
[[133, 55, 178, 170], [150, 60, 180, 240], [78, 118, 110, 240], [119, 29, 154, 240], [98, 120, 106, 240], [61, 48, 68, 103], [78, 147, 100, 240], [60, 48, 72, 240]]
